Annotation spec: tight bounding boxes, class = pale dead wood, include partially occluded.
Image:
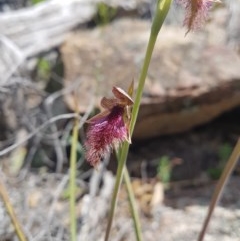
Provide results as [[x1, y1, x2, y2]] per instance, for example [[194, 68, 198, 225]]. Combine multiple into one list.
[[0, 113, 78, 156], [0, 0, 96, 58], [0, 0, 147, 61], [0, 35, 25, 86], [0, 0, 148, 85], [0, 0, 96, 85]]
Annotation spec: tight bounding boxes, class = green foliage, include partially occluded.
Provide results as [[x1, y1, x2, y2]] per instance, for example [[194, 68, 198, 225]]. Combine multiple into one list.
[[9, 147, 26, 176], [218, 143, 232, 163], [69, 118, 79, 241], [207, 143, 233, 180], [95, 3, 117, 25], [207, 167, 222, 180], [157, 156, 171, 188], [61, 185, 83, 200], [31, 0, 45, 5], [36, 57, 51, 80]]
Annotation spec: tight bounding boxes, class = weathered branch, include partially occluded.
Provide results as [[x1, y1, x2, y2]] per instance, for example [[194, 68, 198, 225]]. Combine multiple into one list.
[[0, 0, 96, 58]]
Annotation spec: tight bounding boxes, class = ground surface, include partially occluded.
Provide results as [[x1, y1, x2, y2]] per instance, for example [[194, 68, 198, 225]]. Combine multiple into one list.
[[0, 170, 239, 241], [0, 108, 240, 241]]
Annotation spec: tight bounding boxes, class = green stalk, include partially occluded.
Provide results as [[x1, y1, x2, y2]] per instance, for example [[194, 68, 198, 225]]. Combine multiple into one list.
[[123, 167, 143, 241], [116, 147, 143, 241], [69, 117, 79, 241], [0, 178, 27, 241], [198, 138, 240, 241], [104, 1, 172, 240]]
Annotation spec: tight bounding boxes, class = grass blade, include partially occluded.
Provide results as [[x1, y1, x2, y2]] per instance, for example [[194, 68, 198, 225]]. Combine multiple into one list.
[[0, 177, 27, 241], [198, 138, 240, 241]]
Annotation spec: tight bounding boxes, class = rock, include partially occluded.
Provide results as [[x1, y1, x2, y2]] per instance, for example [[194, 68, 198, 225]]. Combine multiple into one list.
[[61, 7, 240, 140]]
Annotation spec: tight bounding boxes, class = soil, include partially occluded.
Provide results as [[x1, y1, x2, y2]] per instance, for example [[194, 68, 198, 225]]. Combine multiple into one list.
[[0, 107, 240, 241]]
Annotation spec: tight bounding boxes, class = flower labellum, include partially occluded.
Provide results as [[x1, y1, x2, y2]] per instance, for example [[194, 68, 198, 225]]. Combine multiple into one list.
[[176, 0, 221, 34], [85, 86, 133, 166]]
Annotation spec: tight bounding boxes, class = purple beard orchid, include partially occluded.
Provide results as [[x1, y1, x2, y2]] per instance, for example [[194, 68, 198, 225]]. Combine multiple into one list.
[[176, 0, 220, 34], [85, 86, 133, 167]]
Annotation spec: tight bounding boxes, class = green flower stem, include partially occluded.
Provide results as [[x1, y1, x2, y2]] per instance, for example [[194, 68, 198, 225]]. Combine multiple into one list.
[[116, 148, 143, 241], [69, 117, 79, 241], [198, 138, 240, 241], [123, 167, 143, 241], [130, 0, 172, 133], [104, 1, 172, 240]]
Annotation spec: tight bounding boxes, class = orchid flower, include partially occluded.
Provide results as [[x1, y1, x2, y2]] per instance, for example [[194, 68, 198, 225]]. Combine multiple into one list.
[[85, 86, 133, 166]]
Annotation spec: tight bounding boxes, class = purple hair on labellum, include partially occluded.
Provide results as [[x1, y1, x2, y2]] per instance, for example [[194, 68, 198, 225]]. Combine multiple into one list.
[[85, 86, 133, 167], [85, 106, 128, 166], [176, 0, 220, 33]]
